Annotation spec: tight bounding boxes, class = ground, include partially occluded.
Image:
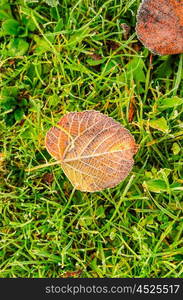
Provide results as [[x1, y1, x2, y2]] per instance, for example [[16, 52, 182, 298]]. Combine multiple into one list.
[[0, 0, 183, 278]]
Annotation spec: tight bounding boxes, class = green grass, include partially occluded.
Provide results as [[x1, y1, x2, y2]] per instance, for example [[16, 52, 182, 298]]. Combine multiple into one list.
[[0, 0, 183, 278]]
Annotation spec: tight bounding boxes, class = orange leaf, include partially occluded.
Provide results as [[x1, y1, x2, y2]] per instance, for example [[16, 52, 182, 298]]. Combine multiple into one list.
[[45, 111, 138, 192], [128, 95, 136, 123], [136, 0, 183, 55]]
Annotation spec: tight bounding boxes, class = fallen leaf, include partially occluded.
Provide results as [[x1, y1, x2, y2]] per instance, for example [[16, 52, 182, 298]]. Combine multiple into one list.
[[87, 52, 103, 61], [106, 40, 120, 51], [128, 94, 136, 123], [63, 270, 82, 278], [120, 23, 131, 40], [43, 173, 54, 185], [136, 0, 183, 55], [45, 111, 138, 192], [0, 153, 5, 170]]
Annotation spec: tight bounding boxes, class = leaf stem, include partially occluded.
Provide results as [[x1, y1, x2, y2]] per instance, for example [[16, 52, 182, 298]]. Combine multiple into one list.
[[26, 160, 62, 172]]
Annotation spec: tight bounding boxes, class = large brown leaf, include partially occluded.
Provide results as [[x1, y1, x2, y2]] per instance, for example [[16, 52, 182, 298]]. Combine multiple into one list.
[[45, 111, 138, 192], [136, 0, 183, 55]]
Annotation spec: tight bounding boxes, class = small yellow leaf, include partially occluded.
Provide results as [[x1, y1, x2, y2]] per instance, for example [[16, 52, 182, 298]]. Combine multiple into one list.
[[149, 117, 169, 133]]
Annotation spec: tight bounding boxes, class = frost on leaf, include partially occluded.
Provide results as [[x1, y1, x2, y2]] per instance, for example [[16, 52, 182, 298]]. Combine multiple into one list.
[[45, 111, 138, 192], [136, 0, 183, 55]]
